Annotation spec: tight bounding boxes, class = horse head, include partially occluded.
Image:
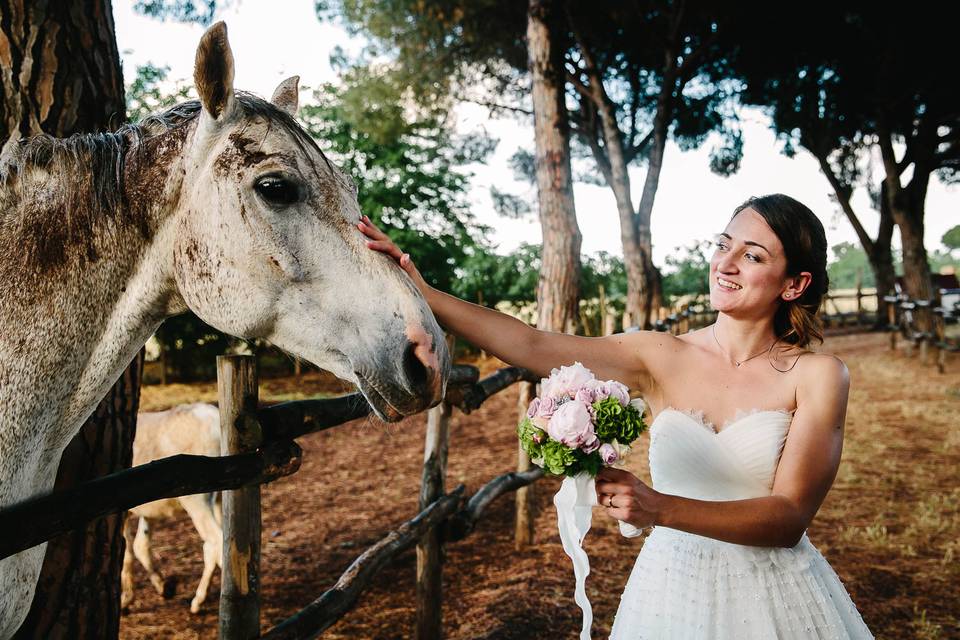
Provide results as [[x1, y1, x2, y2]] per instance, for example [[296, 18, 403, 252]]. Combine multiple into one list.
[[171, 23, 449, 419]]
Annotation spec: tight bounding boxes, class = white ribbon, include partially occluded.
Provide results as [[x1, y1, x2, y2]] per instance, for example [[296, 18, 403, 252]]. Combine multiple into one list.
[[554, 473, 645, 640]]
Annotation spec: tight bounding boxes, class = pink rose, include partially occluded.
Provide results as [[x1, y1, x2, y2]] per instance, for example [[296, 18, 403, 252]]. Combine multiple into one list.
[[527, 398, 540, 418], [592, 380, 611, 401], [536, 396, 557, 418], [532, 415, 550, 431], [599, 443, 618, 465], [582, 434, 601, 454], [546, 400, 596, 448], [574, 387, 595, 405], [608, 381, 630, 406], [543, 362, 596, 399]]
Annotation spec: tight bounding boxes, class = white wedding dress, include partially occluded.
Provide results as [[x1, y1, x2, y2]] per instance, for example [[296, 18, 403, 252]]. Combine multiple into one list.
[[609, 407, 873, 639]]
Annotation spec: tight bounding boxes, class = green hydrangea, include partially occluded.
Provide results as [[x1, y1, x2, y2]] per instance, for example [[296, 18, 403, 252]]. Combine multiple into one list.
[[541, 439, 576, 475], [592, 396, 646, 444], [517, 417, 544, 462]]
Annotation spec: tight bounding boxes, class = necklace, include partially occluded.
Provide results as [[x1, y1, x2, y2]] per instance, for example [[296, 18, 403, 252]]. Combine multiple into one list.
[[711, 324, 777, 367]]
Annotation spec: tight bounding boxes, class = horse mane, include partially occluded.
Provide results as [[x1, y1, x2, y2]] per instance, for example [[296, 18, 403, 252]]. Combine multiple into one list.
[[0, 93, 329, 273]]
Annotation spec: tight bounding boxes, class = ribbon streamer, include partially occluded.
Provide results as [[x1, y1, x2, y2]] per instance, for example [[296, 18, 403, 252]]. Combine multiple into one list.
[[554, 473, 643, 639]]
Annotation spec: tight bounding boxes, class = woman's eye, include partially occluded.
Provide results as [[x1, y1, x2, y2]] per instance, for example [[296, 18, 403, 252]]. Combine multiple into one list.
[[746, 253, 759, 262], [254, 176, 301, 206]]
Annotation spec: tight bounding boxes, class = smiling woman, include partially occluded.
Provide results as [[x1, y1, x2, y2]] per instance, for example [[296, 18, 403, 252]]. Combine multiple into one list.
[[360, 190, 872, 638], [710, 195, 830, 353]]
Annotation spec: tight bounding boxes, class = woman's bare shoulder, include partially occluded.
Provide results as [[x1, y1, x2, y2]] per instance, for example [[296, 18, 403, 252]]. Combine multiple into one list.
[[793, 351, 850, 419], [605, 329, 688, 394]]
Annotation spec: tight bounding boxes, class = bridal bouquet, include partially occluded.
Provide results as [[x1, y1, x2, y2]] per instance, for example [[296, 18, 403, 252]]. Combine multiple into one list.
[[517, 362, 646, 477], [520, 362, 647, 640]]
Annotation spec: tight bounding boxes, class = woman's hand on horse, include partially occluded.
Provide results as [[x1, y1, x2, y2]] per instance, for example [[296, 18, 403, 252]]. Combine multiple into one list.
[[595, 467, 663, 529], [358, 215, 427, 291]]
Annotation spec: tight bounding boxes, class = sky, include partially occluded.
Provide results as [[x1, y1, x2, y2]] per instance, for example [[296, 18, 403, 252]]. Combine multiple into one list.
[[112, 0, 958, 269]]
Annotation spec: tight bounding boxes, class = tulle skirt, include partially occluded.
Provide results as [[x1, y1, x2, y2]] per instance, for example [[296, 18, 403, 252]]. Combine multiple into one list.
[[609, 527, 873, 639]]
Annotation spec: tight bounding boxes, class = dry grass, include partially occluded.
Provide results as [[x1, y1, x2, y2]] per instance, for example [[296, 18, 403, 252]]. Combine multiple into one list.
[[126, 331, 960, 639]]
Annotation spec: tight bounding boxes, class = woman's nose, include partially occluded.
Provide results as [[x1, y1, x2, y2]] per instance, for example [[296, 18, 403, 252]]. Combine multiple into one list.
[[715, 252, 737, 273]]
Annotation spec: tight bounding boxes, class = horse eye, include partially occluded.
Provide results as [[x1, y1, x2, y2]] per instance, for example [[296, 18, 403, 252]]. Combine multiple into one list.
[[254, 176, 301, 206]]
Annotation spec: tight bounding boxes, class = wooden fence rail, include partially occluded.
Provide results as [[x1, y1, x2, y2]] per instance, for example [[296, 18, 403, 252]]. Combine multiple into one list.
[[882, 290, 960, 372], [0, 440, 302, 560]]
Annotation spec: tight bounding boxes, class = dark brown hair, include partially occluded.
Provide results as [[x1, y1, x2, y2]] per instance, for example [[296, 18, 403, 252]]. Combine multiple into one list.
[[732, 194, 829, 350]]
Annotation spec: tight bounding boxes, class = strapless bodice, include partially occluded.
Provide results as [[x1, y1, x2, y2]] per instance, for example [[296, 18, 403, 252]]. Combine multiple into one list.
[[649, 407, 794, 501]]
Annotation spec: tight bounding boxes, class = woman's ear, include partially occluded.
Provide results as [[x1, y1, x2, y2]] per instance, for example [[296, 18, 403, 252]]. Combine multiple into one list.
[[783, 271, 813, 299]]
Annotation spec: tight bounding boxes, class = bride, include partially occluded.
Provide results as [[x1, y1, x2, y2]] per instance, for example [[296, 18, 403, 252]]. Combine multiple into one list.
[[359, 193, 873, 638]]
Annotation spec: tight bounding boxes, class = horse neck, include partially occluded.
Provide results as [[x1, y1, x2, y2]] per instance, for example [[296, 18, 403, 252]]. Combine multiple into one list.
[[0, 126, 190, 469]]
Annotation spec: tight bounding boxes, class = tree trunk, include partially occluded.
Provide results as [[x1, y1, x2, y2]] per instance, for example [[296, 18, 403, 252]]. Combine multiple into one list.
[[894, 206, 934, 323], [814, 152, 897, 328], [632, 60, 673, 329], [871, 184, 897, 328], [14, 354, 143, 640], [528, 0, 581, 333], [878, 125, 935, 333], [1, 2, 138, 638]]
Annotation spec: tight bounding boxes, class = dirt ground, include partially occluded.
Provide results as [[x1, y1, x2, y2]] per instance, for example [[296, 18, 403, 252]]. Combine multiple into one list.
[[121, 331, 960, 639]]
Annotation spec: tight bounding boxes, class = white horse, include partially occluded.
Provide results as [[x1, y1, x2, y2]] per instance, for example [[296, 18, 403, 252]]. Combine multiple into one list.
[[0, 22, 449, 638], [120, 403, 223, 614]]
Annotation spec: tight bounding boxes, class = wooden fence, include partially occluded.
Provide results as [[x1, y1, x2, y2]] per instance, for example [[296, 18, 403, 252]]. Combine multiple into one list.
[[883, 288, 960, 373], [0, 359, 542, 640]]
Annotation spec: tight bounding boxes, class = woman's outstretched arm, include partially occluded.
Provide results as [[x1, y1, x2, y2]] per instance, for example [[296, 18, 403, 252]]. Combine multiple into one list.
[[597, 355, 849, 548], [359, 216, 665, 388]]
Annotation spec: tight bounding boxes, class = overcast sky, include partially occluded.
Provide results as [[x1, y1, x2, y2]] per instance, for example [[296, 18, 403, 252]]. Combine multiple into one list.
[[113, 0, 958, 268]]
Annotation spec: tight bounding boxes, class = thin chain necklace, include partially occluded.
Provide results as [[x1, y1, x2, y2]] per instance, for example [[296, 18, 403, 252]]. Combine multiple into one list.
[[712, 323, 777, 367]]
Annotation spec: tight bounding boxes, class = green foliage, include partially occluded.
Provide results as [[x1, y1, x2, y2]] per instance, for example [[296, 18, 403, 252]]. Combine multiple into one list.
[[565, 2, 745, 178], [453, 245, 632, 310], [592, 397, 644, 443], [134, 0, 219, 25], [827, 242, 877, 289], [570, 448, 603, 478], [319, 0, 529, 107], [928, 249, 960, 276], [452, 243, 541, 306], [125, 64, 193, 123], [489, 186, 532, 219], [662, 240, 712, 303], [517, 416, 545, 461], [299, 64, 497, 293], [581, 251, 628, 302], [943, 226, 960, 252], [540, 439, 576, 476]]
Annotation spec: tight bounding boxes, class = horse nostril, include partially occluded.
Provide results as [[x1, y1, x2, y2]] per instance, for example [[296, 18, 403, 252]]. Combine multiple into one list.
[[403, 340, 431, 394]]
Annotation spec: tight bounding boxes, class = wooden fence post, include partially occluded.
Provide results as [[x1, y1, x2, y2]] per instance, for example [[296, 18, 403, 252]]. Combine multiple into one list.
[[416, 397, 451, 640], [217, 355, 262, 640], [515, 381, 535, 549]]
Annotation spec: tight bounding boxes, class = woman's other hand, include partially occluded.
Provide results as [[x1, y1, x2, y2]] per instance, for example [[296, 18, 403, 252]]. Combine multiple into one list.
[[358, 215, 428, 292], [596, 467, 663, 529]]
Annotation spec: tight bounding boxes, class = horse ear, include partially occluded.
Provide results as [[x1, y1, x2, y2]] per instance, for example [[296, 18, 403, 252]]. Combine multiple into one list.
[[194, 21, 236, 120], [271, 76, 300, 116]]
